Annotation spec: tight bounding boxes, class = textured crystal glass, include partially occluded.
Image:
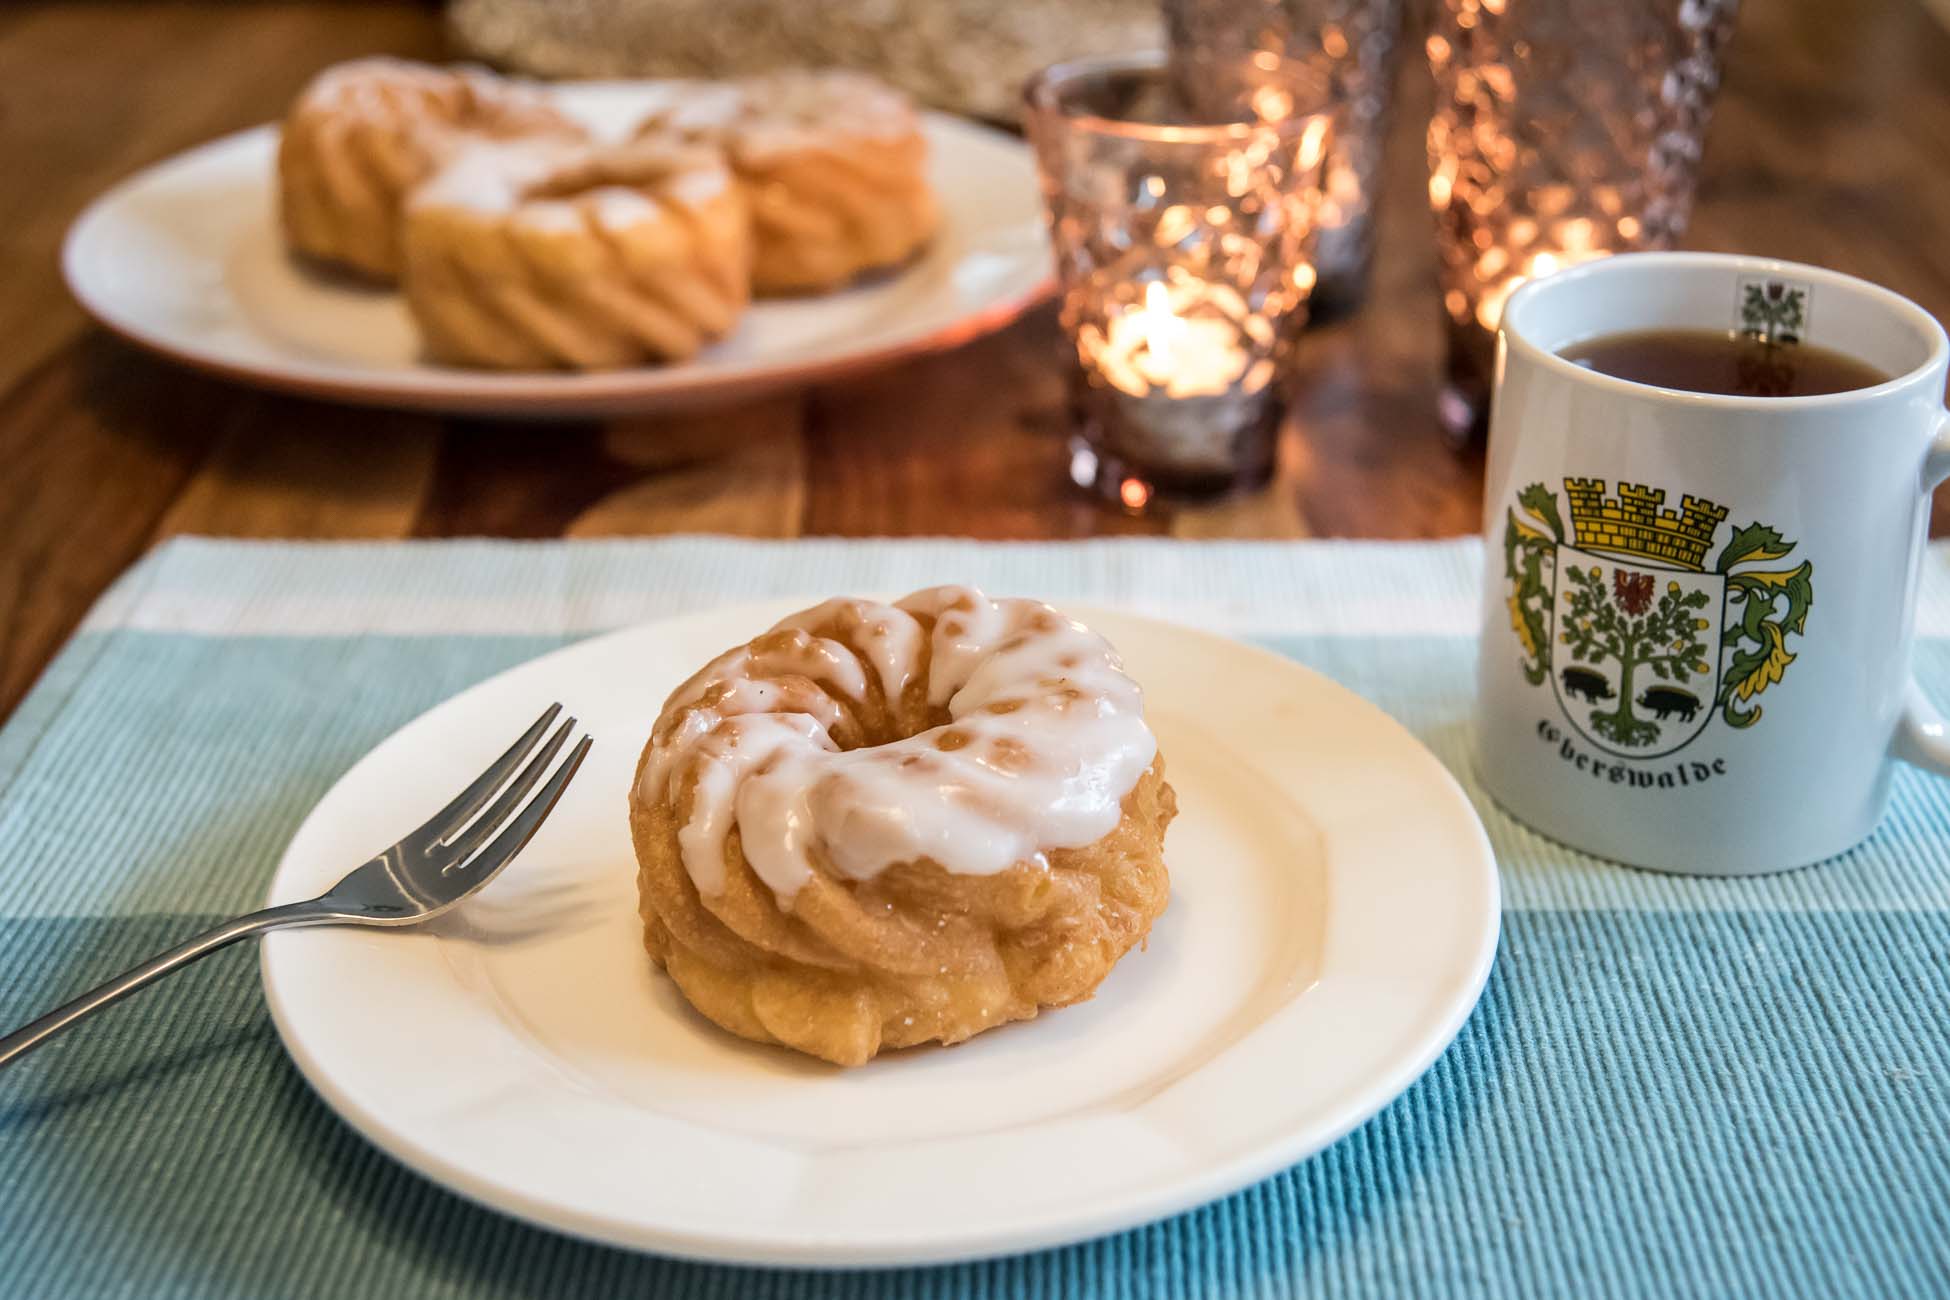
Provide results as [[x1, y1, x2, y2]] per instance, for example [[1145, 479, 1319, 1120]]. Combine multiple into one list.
[[1425, 0, 1741, 442], [1163, 0, 1404, 318], [1024, 52, 1332, 506]]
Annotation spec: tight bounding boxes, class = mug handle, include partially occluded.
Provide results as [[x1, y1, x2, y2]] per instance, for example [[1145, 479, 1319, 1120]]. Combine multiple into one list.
[[1892, 410, 1950, 774]]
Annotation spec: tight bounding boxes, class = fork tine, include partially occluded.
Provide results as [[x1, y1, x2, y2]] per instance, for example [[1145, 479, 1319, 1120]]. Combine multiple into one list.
[[450, 735, 593, 891], [439, 715, 577, 866], [410, 703, 561, 846]]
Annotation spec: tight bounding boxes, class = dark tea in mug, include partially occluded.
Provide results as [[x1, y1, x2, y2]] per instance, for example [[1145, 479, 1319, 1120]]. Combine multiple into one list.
[[1559, 327, 1890, 397]]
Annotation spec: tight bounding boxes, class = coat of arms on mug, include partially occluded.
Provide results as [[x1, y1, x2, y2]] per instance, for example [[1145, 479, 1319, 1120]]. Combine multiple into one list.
[[1503, 479, 1815, 759]]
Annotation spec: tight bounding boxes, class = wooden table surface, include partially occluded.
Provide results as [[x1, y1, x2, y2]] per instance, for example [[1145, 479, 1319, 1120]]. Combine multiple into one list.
[[3, 0, 1949, 721]]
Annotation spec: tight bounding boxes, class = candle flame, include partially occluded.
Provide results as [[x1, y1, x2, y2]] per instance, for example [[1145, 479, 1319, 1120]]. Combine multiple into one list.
[[1091, 280, 1252, 399], [1139, 281, 1184, 375], [1298, 115, 1331, 171]]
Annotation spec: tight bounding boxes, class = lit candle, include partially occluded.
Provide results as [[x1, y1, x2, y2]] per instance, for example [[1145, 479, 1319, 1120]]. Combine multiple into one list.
[[1067, 274, 1285, 488], [1089, 281, 1257, 400], [1025, 51, 1322, 503]]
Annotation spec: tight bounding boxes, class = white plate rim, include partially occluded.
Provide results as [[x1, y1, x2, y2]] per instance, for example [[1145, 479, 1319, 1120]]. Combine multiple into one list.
[[61, 103, 1052, 418], [259, 603, 1501, 1268]]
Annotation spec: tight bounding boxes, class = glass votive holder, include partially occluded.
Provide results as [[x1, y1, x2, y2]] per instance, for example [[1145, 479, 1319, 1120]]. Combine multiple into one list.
[[1162, 0, 1405, 320], [1024, 51, 1333, 508], [1424, 0, 1740, 444]]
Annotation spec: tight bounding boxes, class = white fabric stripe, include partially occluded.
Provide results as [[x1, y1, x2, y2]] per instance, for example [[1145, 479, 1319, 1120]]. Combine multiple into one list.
[[82, 536, 1491, 638], [81, 536, 1950, 640]]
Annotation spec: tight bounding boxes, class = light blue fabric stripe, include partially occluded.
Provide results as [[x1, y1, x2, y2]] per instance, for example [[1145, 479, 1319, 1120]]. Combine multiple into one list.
[[4, 538, 1950, 1297], [0, 633, 569, 919], [8, 630, 1950, 919], [4, 909, 1946, 1297]]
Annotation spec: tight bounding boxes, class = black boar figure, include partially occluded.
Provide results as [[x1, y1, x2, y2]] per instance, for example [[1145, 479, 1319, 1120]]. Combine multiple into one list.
[[1560, 667, 1614, 703], [1638, 686, 1700, 722]]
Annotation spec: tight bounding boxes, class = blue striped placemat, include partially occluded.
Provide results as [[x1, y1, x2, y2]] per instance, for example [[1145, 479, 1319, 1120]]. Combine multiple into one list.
[[2, 536, 1947, 1298]]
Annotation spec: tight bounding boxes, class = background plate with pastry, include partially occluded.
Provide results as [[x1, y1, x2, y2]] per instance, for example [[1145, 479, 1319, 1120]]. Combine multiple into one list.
[[260, 599, 1498, 1267], [61, 68, 1050, 417]]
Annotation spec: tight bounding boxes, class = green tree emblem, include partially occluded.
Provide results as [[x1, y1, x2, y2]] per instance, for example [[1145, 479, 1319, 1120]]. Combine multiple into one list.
[[1559, 567, 1713, 747], [1503, 481, 1815, 744], [1740, 281, 1806, 344]]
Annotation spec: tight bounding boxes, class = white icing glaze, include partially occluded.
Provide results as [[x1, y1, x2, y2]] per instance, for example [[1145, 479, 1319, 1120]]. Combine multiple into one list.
[[411, 139, 560, 214], [641, 71, 921, 163], [639, 587, 1158, 904], [412, 140, 730, 219], [772, 598, 924, 704], [591, 187, 657, 227]]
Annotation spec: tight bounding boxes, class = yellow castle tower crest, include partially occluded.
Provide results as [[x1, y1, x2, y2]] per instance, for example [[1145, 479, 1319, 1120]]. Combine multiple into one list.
[[1563, 478, 1728, 572]]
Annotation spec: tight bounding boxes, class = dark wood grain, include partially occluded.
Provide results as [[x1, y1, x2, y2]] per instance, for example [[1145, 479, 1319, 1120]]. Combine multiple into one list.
[[0, 342, 225, 709], [803, 313, 1165, 539], [3, 0, 1950, 723]]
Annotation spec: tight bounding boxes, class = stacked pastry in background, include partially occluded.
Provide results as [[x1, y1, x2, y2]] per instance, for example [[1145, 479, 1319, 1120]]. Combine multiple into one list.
[[634, 72, 938, 296], [276, 58, 940, 370]]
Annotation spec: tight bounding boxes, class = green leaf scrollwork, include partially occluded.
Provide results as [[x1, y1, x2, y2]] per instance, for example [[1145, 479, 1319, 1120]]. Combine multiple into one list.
[[1503, 483, 1562, 685], [1718, 545, 1814, 728]]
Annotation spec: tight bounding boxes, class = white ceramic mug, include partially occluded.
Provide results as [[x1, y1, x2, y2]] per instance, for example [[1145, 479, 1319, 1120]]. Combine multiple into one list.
[[1475, 252, 1950, 875]]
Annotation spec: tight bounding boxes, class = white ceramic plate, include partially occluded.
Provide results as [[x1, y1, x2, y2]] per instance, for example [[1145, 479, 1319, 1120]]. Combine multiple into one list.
[[260, 605, 1499, 1267], [61, 83, 1051, 417]]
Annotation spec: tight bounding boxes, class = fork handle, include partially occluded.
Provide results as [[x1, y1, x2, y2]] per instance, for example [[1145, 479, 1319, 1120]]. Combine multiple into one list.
[[0, 900, 337, 1069]]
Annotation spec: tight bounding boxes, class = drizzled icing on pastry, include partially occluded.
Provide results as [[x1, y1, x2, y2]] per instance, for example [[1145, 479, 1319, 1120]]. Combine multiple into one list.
[[638, 587, 1158, 904], [639, 72, 923, 161]]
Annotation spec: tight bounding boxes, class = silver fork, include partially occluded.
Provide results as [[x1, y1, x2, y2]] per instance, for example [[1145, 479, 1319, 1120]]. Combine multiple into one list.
[[0, 703, 592, 1069]]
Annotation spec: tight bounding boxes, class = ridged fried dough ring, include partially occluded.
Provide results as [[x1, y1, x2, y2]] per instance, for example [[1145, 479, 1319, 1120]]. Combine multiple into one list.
[[401, 140, 751, 370], [278, 58, 584, 281], [629, 587, 1175, 1066], [634, 71, 940, 294]]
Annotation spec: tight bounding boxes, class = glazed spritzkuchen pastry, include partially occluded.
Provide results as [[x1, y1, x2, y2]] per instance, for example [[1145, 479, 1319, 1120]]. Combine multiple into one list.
[[629, 587, 1175, 1067], [633, 70, 940, 294], [277, 58, 585, 281], [400, 140, 751, 369]]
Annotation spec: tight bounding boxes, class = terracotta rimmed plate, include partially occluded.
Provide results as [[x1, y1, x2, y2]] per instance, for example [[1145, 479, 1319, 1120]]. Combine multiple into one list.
[[260, 603, 1500, 1267], [61, 82, 1051, 417]]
